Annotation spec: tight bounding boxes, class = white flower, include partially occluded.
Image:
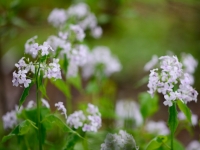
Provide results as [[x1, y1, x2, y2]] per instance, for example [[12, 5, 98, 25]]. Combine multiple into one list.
[[115, 100, 143, 127], [67, 111, 86, 129], [55, 102, 67, 119], [48, 8, 67, 28], [39, 42, 53, 56], [44, 58, 62, 79], [67, 3, 89, 18], [187, 140, 200, 150], [101, 130, 138, 150], [178, 112, 198, 126], [82, 46, 121, 79], [144, 55, 158, 71], [70, 25, 85, 41], [26, 100, 36, 109], [91, 26, 102, 39], [12, 58, 32, 88], [58, 31, 68, 40], [145, 120, 169, 135], [182, 53, 198, 74], [147, 55, 198, 106], [2, 110, 18, 129], [42, 99, 50, 108]]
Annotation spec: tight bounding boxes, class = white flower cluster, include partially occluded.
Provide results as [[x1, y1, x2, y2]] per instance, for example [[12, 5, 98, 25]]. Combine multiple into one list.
[[12, 37, 62, 88], [187, 140, 200, 150], [147, 55, 198, 106], [2, 106, 20, 129], [82, 46, 122, 79], [67, 103, 101, 132], [101, 130, 139, 150], [145, 121, 169, 135], [178, 112, 198, 126], [25, 36, 53, 58], [115, 100, 143, 127], [12, 57, 33, 88], [48, 3, 102, 39]]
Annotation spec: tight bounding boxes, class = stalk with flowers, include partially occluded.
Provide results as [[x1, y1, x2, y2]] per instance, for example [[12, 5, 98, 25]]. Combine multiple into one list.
[[146, 55, 198, 150]]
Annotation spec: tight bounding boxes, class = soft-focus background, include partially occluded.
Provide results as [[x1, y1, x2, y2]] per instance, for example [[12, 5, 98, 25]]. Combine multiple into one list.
[[0, 0, 200, 147]]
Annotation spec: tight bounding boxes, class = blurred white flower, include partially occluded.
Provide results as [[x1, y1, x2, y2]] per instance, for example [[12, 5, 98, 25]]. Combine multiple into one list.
[[145, 120, 169, 135], [42, 99, 50, 108], [178, 112, 198, 126], [67, 110, 86, 129], [55, 102, 67, 119], [101, 130, 139, 150], [187, 140, 200, 150], [67, 3, 89, 18], [91, 26, 103, 39], [48, 8, 67, 28], [182, 53, 198, 74], [115, 100, 143, 127], [144, 55, 158, 71], [70, 25, 85, 41]]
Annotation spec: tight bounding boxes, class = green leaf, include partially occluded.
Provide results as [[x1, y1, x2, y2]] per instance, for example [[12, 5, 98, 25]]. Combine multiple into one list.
[[68, 74, 82, 91], [1, 125, 20, 143], [19, 82, 33, 109], [139, 92, 159, 120], [62, 53, 68, 75], [1, 120, 33, 143], [42, 114, 72, 133], [86, 80, 100, 94], [63, 133, 79, 150], [168, 102, 179, 135], [177, 100, 192, 124], [146, 135, 168, 150], [51, 79, 71, 99]]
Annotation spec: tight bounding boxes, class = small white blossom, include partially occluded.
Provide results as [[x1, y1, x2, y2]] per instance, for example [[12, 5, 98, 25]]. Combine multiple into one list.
[[39, 42, 53, 56], [82, 46, 122, 79], [48, 8, 67, 28], [145, 121, 169, 135], [70, 25, 85, 41], [182, 53, 198, 74], [101, 130, 139, 150], [44, 58, 62, 79], [144, 55, 158, 71], [26, 100, 36, 109], [91, 26, 102, 39], [178, 112, 198, 126], [67, 3, 89, 18], [67, 111, 86, 129], [187, 140, 200, 150], [42, 99, 50, 108], [115, 100, 143, 127], [55, 102, 67, 119]]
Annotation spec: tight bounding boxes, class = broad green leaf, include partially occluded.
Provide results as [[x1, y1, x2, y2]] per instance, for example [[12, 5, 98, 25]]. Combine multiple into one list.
[[139, 92, 159, 120], [1, 120, 33, 143], [1, 125, 20, 143], [51, 79, 71, 99], [177, 100, 192, 124], [19, 120, 31, 135], [19, 82, 33, 109], [168, 102, 179, 135], [145, 135, 168, 150], [42, 114, 73, 133], [63, 133, 79, 150], [173, 139, 185, 150], [86, 80, 100, 94], [68, 74, 82, 91]]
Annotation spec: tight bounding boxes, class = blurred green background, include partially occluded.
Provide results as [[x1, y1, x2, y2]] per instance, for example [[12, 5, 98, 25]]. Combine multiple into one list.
[[0, 0, 200, 147]]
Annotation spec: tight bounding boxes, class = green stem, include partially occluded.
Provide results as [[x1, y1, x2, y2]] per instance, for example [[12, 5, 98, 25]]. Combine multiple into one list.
[[36, 64, 42, 150]]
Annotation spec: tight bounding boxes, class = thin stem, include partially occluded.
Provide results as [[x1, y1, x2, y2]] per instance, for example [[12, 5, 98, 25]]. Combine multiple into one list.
[[36, 63, 42, 150]]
